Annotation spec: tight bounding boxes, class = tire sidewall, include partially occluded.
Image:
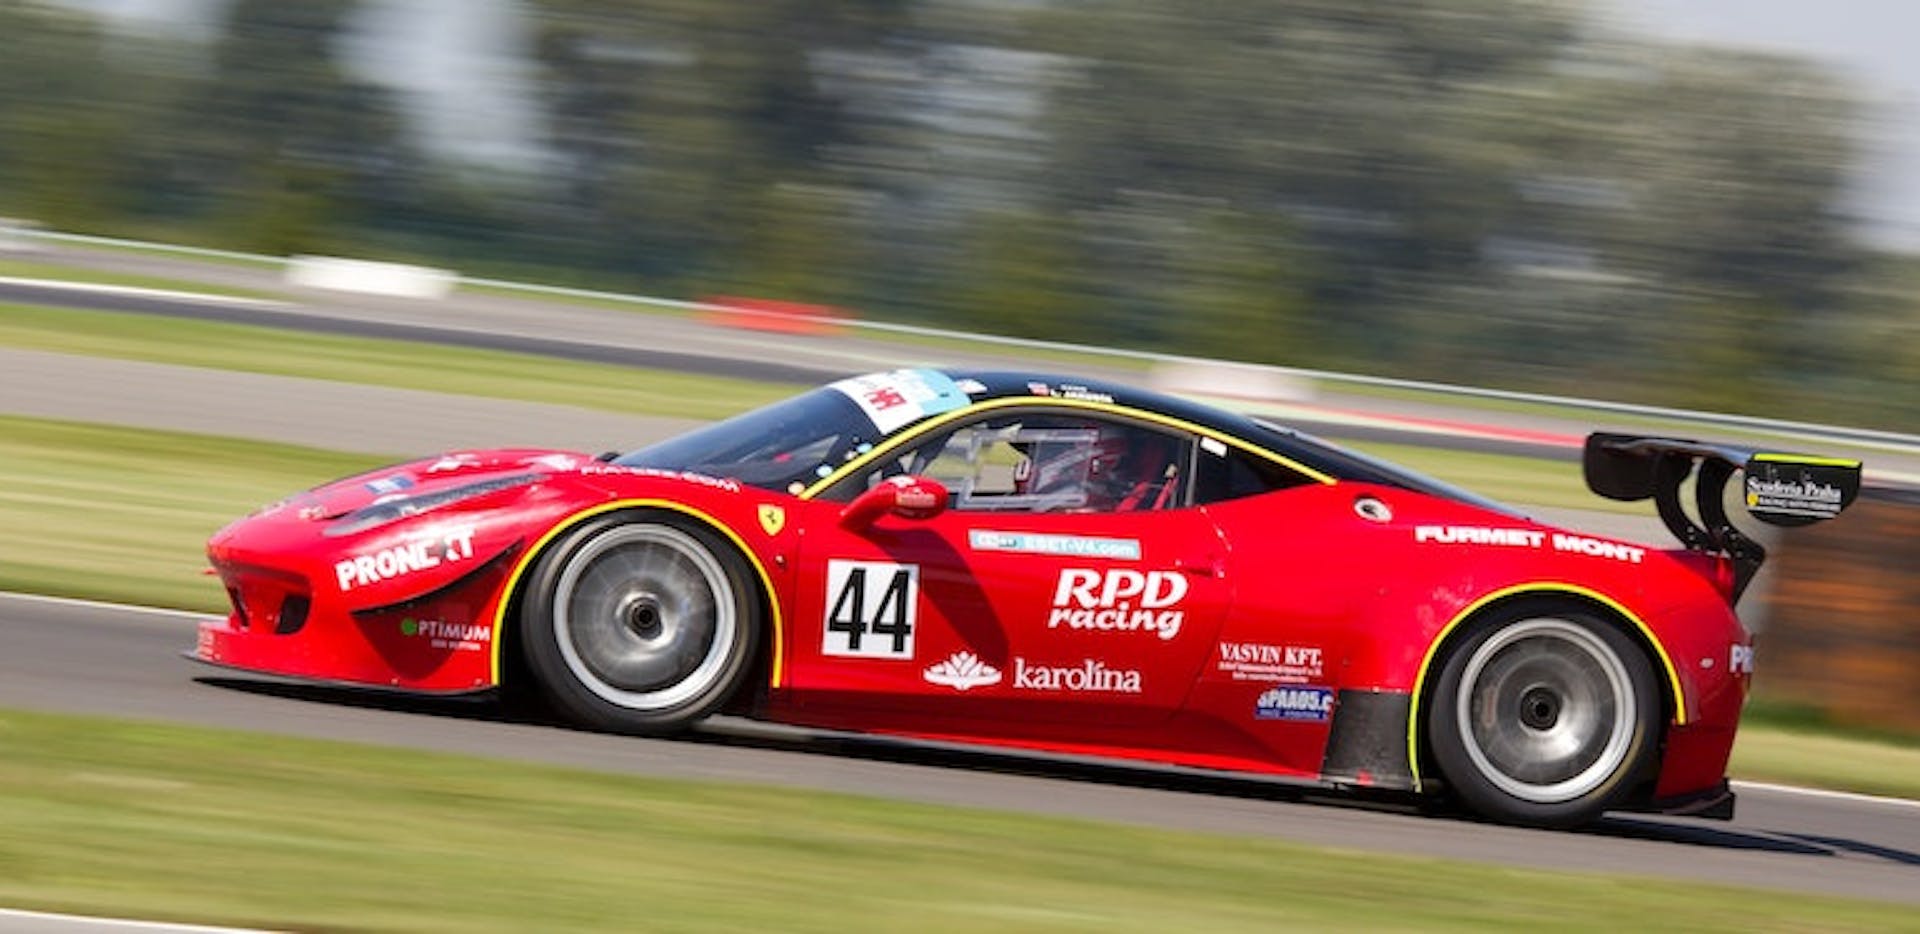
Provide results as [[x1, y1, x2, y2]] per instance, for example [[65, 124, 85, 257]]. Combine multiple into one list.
[[1428, 602, 1660, 828], [520, 512, 761, 734]]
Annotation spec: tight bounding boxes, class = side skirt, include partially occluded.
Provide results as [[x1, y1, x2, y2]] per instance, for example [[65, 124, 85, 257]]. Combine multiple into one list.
[[1321, 689, 1416, 791]]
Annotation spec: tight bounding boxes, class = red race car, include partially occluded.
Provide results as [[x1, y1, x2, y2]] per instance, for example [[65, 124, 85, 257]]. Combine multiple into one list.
[[197, 369, 1861, 827]]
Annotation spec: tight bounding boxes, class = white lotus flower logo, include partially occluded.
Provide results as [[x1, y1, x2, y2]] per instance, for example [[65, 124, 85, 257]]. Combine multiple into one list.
[[924, 651, 1002, 691]]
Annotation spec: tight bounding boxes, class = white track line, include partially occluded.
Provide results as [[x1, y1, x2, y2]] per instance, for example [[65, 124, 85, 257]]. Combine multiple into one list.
[[0, 275, 289, 310], [0, 907, 269, 933], [1732, 780, 1920, 811], [0, 591, 216, 622], [4, 590, 1915, 810]]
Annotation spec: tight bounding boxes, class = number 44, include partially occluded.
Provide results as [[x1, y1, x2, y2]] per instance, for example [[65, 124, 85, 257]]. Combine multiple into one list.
[[823, 560, 918, 659]]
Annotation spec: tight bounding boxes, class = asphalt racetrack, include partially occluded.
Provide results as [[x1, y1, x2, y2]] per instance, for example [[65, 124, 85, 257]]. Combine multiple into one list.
[[2, 255, 1917, 906], [1, 593, 1916, 904]]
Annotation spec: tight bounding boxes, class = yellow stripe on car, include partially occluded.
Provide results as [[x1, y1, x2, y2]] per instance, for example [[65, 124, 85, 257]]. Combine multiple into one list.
[[490, 500, 787, 688], [800, 395, 1336, 500], [1750, 453, 1860, 468], [1403, 582, 1687, 793]]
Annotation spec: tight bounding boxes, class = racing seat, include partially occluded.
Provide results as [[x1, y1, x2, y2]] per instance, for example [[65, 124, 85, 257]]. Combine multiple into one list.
[[1116, 440, 1179, 511]]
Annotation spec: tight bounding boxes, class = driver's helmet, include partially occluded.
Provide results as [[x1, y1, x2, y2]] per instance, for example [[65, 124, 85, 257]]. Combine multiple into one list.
[[1011, 425, 1138, 510]]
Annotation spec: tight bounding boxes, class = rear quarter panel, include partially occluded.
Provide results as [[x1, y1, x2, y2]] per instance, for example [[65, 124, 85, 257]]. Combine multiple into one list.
[[1196, 482, 1750, 791]]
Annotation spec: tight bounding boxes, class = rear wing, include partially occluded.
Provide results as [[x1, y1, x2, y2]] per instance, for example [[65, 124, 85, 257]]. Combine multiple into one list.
[[1583, 432, 1862, 600]]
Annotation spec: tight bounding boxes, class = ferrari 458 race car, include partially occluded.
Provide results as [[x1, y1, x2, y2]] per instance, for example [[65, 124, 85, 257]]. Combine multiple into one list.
[[197, 369, 1862, 827]]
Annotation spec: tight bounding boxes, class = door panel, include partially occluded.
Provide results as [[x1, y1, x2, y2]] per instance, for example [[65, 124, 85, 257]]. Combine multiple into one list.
[[786, 503, 1228, 731]]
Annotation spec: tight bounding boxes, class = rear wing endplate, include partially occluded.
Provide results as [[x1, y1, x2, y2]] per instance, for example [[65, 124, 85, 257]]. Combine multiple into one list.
[[1583, 432, 1862, 600]]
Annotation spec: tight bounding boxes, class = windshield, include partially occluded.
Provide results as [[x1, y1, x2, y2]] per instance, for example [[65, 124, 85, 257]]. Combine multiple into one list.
[[619, 369, 975, 493], [617, 387, 886, 493]]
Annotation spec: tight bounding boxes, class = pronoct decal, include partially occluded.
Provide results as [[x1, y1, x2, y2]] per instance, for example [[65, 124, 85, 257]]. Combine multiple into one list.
[[335, 524, 477, 591]]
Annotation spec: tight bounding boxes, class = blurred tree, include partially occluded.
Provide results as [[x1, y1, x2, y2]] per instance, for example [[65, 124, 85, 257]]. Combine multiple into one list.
[[525, 0, 909, 286], [1492, 45, 1865, 407], [718, 181, 870, 303], [169, 0, 422, 252], [1026, 0, 1584, 365], [0, 0, 1903, 428], [0, 4, 137, 226], [944, 205, 1099, 342]]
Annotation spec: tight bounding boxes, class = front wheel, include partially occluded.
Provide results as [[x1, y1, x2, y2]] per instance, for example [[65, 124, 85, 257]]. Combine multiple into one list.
[[1427, 604, 1659, 827], [520, 514, 760, 734]]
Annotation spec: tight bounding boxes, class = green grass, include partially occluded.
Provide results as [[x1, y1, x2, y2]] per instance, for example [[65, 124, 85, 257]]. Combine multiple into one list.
[[1335, 438, 1628, 513], [1744, 698, 1920, 750], [0, 708, 1911, 933], [0, 302, 1608, 511], [1732, 724, 1920, 801], [0, 416, 391, 612], [0, 414, 1621, 620], [0, 258, 275, 299], [53, 229, 288, 269], [1328, 378, 1905, 453], [0, 302, 799, 420]]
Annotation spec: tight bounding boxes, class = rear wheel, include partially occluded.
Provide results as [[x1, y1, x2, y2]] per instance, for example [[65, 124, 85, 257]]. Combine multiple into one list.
[[1428, 603, 1659, 827], [520, 514, 760, 734]]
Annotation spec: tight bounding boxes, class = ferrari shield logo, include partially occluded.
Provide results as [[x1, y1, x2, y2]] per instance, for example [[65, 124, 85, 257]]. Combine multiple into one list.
[[757, 504, 786, 536]]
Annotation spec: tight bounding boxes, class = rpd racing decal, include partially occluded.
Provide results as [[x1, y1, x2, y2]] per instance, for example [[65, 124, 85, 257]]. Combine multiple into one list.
[[822, 560, 918, 659], [1048, 568, 1186, 640]]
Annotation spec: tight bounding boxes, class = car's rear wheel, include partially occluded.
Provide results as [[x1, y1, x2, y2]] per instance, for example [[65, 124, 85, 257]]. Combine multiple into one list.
[[1428, 603, 1659, 827], [521, 514, 759, 734]]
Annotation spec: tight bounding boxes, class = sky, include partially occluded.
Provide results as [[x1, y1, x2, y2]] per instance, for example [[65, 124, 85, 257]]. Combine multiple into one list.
[[1604, 0, 1920, 247], [49, 0, 1920, 247], [51, 0, 548, 169]]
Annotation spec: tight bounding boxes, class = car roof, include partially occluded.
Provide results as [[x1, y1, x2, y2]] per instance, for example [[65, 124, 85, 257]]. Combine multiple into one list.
[[940, 370, 1451, 491]]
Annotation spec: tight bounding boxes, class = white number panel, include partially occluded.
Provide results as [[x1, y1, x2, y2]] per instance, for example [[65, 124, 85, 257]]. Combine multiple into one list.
[[822, 560, 919, 659]]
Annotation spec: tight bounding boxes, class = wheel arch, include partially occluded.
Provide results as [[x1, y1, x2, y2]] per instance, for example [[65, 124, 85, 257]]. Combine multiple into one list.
[[489, 500, 785, 694], [1404, 583, 1684, 794]]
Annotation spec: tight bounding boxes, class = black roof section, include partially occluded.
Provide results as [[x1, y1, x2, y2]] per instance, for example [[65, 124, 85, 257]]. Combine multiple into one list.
[[945, 369, 1465, 492]]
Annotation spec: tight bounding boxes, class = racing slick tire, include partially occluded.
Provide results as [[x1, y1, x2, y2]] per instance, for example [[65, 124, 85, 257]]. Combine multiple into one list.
[[520, 513, 761, 735], [1428, 602, 1659, 828]]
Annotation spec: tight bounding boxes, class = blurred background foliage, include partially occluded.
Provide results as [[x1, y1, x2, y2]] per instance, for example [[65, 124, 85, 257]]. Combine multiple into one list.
[[0, 0, 1913, 428]]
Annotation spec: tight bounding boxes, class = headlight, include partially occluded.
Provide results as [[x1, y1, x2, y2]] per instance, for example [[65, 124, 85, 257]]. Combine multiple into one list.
[[322, 473, 545, 537]]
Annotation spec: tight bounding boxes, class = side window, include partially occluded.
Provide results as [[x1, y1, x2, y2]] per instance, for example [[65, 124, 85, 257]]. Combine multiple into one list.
[[842, 411, 1192, 513], [1192, 443, 1317, 505]]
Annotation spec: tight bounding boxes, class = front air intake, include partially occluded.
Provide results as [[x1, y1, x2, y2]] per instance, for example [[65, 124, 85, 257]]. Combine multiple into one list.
[[275, 595, 311, 635], [227, 586, 249, 630]]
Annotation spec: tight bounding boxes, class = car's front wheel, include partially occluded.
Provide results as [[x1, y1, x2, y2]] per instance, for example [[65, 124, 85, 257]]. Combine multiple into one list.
[[1428, 603, 1659, 827], [520, 514, 760, 734]]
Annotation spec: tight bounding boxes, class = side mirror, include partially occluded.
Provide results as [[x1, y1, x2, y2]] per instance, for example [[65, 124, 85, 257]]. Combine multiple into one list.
[[840, 475, 950, 531]]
